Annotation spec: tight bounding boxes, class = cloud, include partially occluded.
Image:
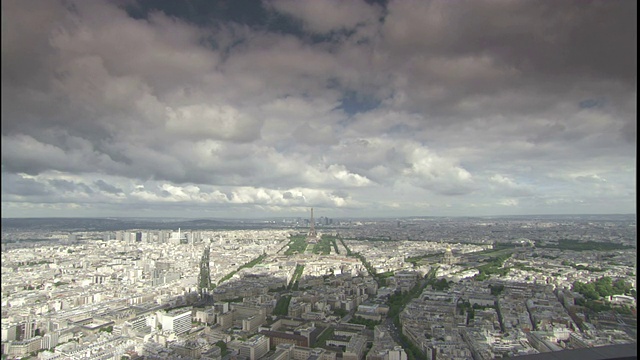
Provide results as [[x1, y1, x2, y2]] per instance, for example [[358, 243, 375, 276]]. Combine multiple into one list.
[[1, 0, 635, 218], [398, 145, 475, 195], [48, 179, 94, 194], [498, 198, 519, 207], [489, 175, 533, 197], [1, 133, 123, 175], [1, 173, 53, 198], [94, 180, 124, 194], [166, 104, 262, 142], [375, 0, 636, 119]]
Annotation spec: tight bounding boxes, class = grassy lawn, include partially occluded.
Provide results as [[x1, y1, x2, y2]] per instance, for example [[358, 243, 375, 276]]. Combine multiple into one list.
[[285, 235, 309, 255]]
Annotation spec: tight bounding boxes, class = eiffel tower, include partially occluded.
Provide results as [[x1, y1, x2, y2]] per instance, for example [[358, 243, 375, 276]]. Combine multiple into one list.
[[306, 208, 318, 243]]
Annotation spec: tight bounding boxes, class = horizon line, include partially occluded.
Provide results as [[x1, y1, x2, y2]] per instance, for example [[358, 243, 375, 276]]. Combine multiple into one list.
[[1, 213, 636, 220]]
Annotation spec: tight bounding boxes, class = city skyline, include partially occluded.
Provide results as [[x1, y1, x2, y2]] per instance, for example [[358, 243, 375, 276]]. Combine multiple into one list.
[[1, 216, 636, 358], [2, 0, 636, 219]]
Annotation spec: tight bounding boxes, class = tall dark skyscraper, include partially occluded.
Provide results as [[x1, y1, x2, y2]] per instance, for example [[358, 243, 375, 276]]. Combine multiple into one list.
[[198, 246, 212, 300]]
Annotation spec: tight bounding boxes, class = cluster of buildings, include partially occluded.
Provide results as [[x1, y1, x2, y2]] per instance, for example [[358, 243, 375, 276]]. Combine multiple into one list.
[[344, 239, 489, 276], [1, 214, 637, 359], [1, 225, 403, 359], [336, 217, 636, 246], [400, 280, 636, 360]]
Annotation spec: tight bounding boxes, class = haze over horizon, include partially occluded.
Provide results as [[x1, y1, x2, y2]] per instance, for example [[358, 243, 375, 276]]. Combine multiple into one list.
[[1, 0, 636, 219], [0, 212, 636, 221]]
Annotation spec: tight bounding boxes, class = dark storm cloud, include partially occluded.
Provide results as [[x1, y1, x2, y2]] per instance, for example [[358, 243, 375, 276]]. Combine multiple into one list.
[[376, 0, 636, 123], [382, 0, 636, 80], [1, 173, 53, 198]]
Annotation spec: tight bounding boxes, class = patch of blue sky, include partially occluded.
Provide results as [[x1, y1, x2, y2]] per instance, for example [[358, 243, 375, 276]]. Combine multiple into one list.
[[579, 98, 605, 109], [337, 91, 381, 116], [125, 0, 303, 36]]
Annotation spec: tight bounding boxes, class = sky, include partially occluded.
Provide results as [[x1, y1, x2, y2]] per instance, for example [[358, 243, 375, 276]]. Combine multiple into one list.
[[1, 0, 636, 219]]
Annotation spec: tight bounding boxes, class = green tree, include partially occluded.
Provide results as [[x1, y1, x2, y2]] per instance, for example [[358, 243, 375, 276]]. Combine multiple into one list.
[[273, 296, 291, 316], [489, 284, 505, 296], [348, 316, 382, 329], [613, 278, 631, 294], [432, 278, 450, 291], [573, 280, 598, 300], [215, 340, 228, 356], [594, 276, 613, 298], [333, 308, 348, 317]]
